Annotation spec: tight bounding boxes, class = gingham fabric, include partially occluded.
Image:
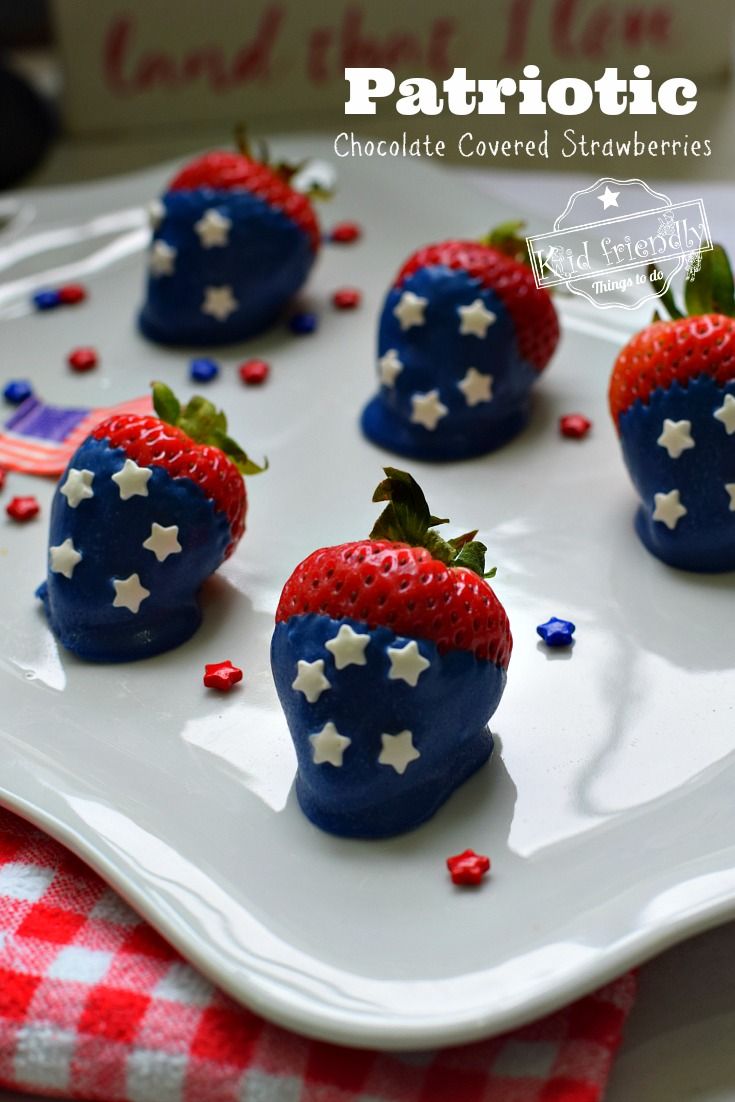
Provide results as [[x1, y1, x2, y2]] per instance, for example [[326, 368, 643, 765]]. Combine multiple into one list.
[[0, 808, 636, 1102]]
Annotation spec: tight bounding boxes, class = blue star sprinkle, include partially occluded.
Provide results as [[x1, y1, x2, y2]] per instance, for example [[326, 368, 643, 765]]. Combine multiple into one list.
[[289, 312, 318, 335], [189, 357, 220, 383], [33, 289, 61, 311], [536, 616, 576, 647], [3, 379, 33, 405]]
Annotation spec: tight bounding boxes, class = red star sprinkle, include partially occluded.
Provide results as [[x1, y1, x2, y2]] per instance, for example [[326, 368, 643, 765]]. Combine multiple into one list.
[[6, 495, 40, 522], [58, 283, 87, 305], [67, 347, 98, 373], [330, 221, 362, 244], [203, 660, 243, 691], [559, 413, 592, 439], [0, 468, 6, 492], [332, 287, 362, 310], [238, 359, 270, 386], [446, 849, 491, 886]]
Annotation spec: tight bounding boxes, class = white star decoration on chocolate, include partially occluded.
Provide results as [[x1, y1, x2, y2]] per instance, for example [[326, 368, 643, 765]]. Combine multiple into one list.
[[458, 367, 494, 406], [410, 390, 448, 431], [309, 722, 351, 767], [656, 418, 695, 459], [202, 285, 238, 322], [142, 523, 182, 563], [49, 538, 82, 579], [112, 459, 152, 501], [387, 641, 430, 686], [292, 659, 331, 703], [393, 290, 428, 330], [714, 393, 735, 434], [378, 349, 403, 387], [597, 186, 620, 209], [147, 199, 165, 229], [325, 624, 370, 669], [112, 574, 150, 614], [60, 468, 94, 509], [378, 730, 420, 774], [652, 489, 687, 530], [458, 298, 496, 338], [725, 483, 735, 511], [149, 240, 176, 277], [194, 208, 232, 248]]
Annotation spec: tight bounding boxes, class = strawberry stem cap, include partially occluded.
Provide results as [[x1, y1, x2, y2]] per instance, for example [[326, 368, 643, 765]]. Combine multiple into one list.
[[648, 243, 735, 320], [151, 381, 267, 476]]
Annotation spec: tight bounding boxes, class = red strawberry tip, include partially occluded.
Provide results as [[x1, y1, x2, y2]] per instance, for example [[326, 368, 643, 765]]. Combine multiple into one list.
[[151, 381, 267, 477]]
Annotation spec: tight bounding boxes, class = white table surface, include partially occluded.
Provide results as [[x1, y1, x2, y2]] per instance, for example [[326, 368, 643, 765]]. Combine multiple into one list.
[[2, 138, 734, 1100]]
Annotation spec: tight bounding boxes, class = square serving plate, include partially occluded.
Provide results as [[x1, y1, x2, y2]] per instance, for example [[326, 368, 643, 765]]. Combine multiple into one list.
[[0, 139, 733, 1050]]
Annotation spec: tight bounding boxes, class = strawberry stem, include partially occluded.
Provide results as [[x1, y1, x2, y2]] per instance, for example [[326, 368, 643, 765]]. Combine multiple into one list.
[[151, 382, 267, 476], [480, 220, 531, 267], [370, 468, 495, 579], [648, 243, 735, 320]]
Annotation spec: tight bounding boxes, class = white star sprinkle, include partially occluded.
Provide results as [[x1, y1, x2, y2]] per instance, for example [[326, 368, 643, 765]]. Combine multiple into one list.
[[112, 574, 150, 614], [378, 730, 420, 775], [291, 659, 331, 703], [598, 186, 620, 209], [325, 624, 370, 669], [149, 240, 176, 277], [378, 349, 403, 388], [458, 298, 496, 338], [49, 538, 82, 579], [656, 418, 695, 459], [652, 489, 687, 530], [713, 393, 735, 435], [387, 640, 430, 687], [112, 459, 152, 501], [147, 199, 165, 229], [458, 367, 494, 407], [410, 390, 448, 432], [309, 722, 351, 767], [725, 483, 735, 511], [142, 523, 182, 563], [393, 290, 428, 330], [202, 285, 238, 322], [60, 468, 94, 509], [194, 208, 232, 248]]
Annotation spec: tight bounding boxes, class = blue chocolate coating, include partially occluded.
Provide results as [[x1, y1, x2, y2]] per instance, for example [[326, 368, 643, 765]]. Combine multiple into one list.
[[361, 265, 539, 461], [618, 376, 735, 572], [37, 435, 232, 661], [271, 613, 507, 838], [139, 188, 316, 346]]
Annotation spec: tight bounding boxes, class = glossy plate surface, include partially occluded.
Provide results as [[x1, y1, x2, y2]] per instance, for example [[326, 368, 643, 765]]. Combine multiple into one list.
[[0, 141, 733, 1050]]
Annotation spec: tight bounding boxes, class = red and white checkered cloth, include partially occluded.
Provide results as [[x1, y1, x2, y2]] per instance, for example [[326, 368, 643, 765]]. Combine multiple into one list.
[[0, 808, 636, 1102]]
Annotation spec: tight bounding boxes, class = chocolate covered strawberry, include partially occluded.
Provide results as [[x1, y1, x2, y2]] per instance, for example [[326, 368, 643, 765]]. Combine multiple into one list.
[[139, 136, 321, 345], [271, 469, 512, 838], [361, 223, 559, 461], [37, 383, 265, 661], [609, 246, 735, 572]]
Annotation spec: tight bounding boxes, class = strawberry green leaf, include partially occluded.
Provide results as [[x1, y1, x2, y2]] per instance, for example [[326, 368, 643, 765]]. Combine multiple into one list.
[[451, 539, 493, 577], [151, 381, 181, 426], [647, 265, 683, 319], [482, 220, 530, 266], [149, 383, 266, 476], [210, 430, 268, 475]]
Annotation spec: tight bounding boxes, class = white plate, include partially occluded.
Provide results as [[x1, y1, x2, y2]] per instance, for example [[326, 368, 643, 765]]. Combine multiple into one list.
[[1, 139, 733, 1050]]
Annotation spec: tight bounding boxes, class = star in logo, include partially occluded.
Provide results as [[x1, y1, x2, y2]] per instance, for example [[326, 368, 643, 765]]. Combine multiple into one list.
[[112, 459, 152, 501], [597, 186, 620, 210], [458, 298, 497, 338], [378, 349, 403, 387], [410, 390, 448, 432], [309, 722, 351, 767], [713, 393, 735, 435], [49, 538, 82, 579], [652, 489, 687, 530], [458, 367, 493, 407], [446, 849, 491, 886], [203, 660, 243, 691], [325, 624, 370, 669], [149, 240, 176, 277], [393, 290, 428, 330], [194, 208, 232, 248], [112, 573, 150, 614], [291, 659, 331, 703], [142, 523, 182, 563], [656, 418, 695, 459], [60, 468, 94, 509], [378, 730, 420, 775], [387, 640, 430, 686], [202, 285, 238, 322]]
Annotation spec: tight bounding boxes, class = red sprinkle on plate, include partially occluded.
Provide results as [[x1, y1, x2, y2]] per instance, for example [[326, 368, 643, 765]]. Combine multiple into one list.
[[559, 413, 592, 439], [332, 287, 362, 310], [6, 496, 40, 522], [58, 284, 88, 305], [203, 660, 243, 691], [446, 849, 491, 886], [0, 469, 6, 493], [68, 347, 98, 373], [239, 359, 270, 386], [330, 221, 362, 244]]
